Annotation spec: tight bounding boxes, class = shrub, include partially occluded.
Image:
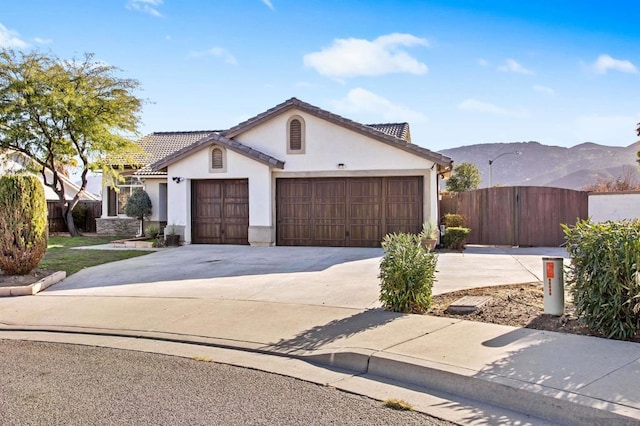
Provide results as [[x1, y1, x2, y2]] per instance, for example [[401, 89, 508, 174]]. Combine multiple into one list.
[[563, 220, 640, 340], [71, 203, 88, 232], [0, 175, 48, 275], [145, 224, 159, 238], [125, 188, 152, 236], [125, 188, 152, 219], [378, 232, 437, 313], [443, 213, 466, 228], [442, 227, 470, 250]]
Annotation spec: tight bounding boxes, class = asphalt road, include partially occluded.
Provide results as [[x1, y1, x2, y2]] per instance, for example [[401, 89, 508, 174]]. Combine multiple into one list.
[[0, 339, 454, 425]]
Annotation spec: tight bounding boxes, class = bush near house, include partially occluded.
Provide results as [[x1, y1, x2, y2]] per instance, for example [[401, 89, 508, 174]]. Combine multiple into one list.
[[125, 188, 152, 236], [443, 213, 466, 228], [379, 232, 437, 313], [442, 227, 471, 250], [563, 219, 640, 341], [0, 175, 48, 275]]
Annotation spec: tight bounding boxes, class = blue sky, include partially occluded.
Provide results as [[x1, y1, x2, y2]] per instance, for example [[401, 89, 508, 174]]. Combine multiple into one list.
[[2, 0, 639, 151]]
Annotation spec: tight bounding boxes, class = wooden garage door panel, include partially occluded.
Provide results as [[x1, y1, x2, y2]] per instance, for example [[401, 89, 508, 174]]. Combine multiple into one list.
[[192, 179, 248, 245], [277, 176, 422, 247]]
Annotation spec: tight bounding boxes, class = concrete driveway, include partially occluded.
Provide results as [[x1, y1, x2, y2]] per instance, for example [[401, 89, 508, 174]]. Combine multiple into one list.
[[44, 244, 568, 309]]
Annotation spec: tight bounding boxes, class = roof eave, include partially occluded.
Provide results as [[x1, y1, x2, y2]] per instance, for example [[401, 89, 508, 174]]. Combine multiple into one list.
[[150, 133, 285, 171], [223, 97, 451, 166]]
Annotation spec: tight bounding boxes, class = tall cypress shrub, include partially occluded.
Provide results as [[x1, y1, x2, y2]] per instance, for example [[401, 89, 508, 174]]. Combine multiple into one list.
[[0, 175, 48, 275]]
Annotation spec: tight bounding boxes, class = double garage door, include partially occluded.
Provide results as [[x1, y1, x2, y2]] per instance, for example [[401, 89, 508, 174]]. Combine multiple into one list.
[[191, 177, 423, 247], [276, 176, 423, 247]]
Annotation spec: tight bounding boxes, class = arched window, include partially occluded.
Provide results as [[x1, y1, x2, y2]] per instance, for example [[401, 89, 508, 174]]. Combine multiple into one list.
[[287, 115, 305, 154], [210, 146, 226, 172]]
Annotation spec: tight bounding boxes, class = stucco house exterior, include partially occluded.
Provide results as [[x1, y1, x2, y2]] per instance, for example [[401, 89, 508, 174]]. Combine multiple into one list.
[[98, 98, 453, 246], [0, 150, 99, 202]]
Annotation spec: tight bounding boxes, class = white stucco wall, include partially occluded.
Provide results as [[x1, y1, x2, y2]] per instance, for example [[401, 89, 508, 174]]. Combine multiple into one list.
[[237, 109, 439, 224], [166, 147, 271, 243], [143, 178, 167, 222], [236, 110, 436, 171], [589, 191, 640, 222]]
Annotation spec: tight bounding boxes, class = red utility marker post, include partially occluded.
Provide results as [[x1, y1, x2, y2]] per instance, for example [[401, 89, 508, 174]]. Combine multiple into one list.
[[542, 257, 564, 316]]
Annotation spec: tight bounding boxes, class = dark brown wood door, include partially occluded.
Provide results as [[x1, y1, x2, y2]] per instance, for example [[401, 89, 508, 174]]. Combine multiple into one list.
[[191, 179, 249, 245], [276, 177, 422, 247]]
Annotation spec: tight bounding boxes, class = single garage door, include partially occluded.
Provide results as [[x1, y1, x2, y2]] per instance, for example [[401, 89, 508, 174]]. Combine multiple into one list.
[[276, 176, 423, 247], [191, 179, 249, 244]]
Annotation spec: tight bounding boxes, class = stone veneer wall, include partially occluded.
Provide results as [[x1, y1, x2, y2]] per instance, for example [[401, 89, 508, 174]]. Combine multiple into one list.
[[96, 218, 139, 236]]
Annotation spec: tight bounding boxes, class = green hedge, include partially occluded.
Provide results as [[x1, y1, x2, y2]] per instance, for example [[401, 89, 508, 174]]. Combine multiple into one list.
[[378, 232, 437, 313], [0, 175, 48, 275], [442, 227, 470, 250], [563, 220, 640, 340], [443, 213, 466, 228]]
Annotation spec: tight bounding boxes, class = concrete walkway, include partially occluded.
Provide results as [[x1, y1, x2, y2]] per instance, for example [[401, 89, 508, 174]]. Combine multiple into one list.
[[0, 245, 638, 424]]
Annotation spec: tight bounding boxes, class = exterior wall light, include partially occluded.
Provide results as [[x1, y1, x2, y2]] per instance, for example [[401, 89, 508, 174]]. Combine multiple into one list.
[[337, 163, 346, 169], [172, 177, 184, 183]]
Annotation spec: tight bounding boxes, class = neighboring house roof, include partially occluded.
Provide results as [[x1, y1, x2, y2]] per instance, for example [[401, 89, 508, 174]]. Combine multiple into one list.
[[223, 97, 452, 169], [151, 132, 285, 171], [0, 151, 100, 201], [366, 123, 411, 142]]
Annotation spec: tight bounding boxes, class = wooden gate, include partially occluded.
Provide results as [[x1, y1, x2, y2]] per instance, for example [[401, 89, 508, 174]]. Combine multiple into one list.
[[440, 187, 588, 246]]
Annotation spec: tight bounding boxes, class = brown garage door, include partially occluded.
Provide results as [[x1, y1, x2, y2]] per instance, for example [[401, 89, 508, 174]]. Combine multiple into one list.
[[276, 177, 422, 247], [191, 179, 249, 244]]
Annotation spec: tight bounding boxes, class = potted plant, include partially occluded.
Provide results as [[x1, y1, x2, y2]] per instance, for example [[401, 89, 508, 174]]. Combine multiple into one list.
[[419, 222, 438, 252], [165, 224, 180, 247]]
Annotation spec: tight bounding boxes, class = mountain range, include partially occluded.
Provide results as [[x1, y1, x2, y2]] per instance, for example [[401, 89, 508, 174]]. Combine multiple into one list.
[[439, 141, 640, 190]]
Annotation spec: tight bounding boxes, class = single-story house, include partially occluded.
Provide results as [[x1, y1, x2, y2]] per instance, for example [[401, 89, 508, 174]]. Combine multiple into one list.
[[98, 98, 453, 247], [0, 150, 100, 202]]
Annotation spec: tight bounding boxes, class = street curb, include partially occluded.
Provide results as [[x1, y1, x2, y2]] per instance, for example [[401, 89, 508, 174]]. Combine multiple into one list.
[[0, 271, 66, 297], [1, 325, 638, 425], [278, 345, 640, 425]]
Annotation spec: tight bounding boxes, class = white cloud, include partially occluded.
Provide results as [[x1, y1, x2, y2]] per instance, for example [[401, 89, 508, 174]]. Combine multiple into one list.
[[303, 33, 429, 78], [126, 0, 163, 17], [458, 98, 529, 118], [261, 0, 274, 10], [498, 58, 534, 75], [593, 54, 637, 74], [34, 37, 52, 44], [0, 23, 29, 48], [533, 85, 555, 95], [478, 58, 489, 67], [189, 47, 238, 65], [331, 88, 427, 122]]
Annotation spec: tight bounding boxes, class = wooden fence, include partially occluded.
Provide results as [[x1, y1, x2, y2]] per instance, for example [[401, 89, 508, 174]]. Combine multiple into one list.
[[440, 187, 588, 246], [47, 200, 102, 233]]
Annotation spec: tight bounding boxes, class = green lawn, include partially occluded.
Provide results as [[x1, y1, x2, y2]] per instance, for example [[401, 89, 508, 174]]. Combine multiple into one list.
[[39, 235, 152, 275]]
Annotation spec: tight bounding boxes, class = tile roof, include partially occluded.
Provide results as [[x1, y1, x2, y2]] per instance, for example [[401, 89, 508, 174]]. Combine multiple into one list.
[[150, 132, 285, 171], [224, 98, 452, 169], [366, 123, 411, 142], [128, 131, 218, 176], [128, 98, 452, 175]]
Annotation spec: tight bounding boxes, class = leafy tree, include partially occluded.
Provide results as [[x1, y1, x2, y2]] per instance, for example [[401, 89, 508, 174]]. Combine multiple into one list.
[[0, 49, 142, 236], [445, 161, 482, 192], [0, 175, 48, 275], [124, 188, 152, 237]]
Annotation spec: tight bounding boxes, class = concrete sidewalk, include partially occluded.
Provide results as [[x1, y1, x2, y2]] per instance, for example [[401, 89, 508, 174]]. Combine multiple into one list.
[[0, 295, 638, 425]]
